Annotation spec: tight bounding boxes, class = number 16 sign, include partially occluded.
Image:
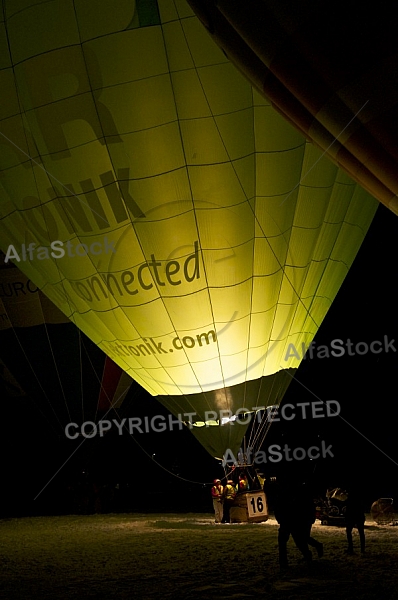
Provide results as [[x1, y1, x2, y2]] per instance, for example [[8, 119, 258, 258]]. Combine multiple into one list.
[[247, 491, 268, 521]]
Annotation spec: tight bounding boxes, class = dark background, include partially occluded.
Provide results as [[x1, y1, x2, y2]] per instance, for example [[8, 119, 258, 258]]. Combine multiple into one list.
[[0, 203, 396, 517]]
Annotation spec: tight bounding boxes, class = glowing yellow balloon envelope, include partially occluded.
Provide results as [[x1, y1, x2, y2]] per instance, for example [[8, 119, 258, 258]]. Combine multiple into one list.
[[0, 1, 378, 457]]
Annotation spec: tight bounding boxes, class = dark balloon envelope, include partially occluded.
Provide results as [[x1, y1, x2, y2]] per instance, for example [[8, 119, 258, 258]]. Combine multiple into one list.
[[0, 256, 132, 433], [187, 0, 398, 216]]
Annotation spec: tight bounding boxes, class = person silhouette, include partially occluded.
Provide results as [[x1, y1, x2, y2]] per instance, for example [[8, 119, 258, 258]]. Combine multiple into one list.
[[274, 479, 317, 569], [345, 487, 365, 554]]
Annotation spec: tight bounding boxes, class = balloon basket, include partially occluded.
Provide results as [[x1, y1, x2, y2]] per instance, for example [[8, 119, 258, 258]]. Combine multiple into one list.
[[230, 491, 268, 523]]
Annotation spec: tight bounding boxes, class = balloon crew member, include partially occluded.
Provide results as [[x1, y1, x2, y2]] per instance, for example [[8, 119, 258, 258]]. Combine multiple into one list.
[[299, 483, 323, 558], [222, 480, 237, 523], [345, 487, 365, 554], [255, 471, 266, 490], [274, 479, 313, 569], [211, 479, 224, 523], [238, 474, 249, 492]]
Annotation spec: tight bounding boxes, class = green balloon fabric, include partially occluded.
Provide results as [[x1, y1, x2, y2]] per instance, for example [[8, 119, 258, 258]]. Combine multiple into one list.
[[0, 0, 378, 458]]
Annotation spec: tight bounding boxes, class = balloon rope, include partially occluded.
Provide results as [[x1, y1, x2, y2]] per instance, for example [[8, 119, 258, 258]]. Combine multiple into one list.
[[109, 408, 221, 486], [246, 372, 289, 451]]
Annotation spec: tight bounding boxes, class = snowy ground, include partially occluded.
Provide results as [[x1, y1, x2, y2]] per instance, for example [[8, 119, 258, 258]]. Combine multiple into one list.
[[1, 513, 397, 599]]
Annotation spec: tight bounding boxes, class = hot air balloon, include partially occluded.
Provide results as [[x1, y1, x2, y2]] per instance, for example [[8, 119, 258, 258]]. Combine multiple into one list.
[[0, 254, 132, 434], [187, 0, 398, 216], [0, 0, 378, 460]]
